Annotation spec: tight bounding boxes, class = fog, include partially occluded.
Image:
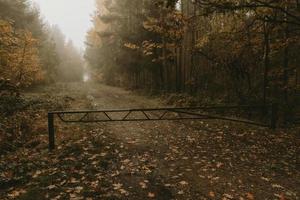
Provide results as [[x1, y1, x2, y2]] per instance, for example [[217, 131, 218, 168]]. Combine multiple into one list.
[[1, 1, 300, 199], [31, 0, 95, 49]]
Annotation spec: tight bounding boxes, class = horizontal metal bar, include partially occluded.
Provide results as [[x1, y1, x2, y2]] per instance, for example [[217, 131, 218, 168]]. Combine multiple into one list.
[[49, 105, 269, 115], [173, 110, 269, 127], [55, 116, 209, 123], [48, 105, 275, 151], [55, 113, 268, 127]]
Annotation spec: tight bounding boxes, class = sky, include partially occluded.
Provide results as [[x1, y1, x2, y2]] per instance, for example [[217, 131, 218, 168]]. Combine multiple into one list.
[[31, 0, 95, 49]]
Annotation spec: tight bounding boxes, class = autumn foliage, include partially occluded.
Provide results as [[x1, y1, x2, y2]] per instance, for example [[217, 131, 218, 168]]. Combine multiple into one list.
[[0, 0, 84, 151], [85, 0, 300, 123], [0, 20, 43, 87]]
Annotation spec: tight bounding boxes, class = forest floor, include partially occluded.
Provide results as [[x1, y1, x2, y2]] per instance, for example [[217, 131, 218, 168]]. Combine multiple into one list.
[[0, 82, 299, 200]]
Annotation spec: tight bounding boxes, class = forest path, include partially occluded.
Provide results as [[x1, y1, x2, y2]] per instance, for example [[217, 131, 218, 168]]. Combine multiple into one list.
[[0, 82, 299, 200]]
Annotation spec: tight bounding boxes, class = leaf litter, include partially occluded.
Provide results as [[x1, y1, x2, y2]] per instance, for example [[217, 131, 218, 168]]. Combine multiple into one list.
[[0, 83, 299, 200]]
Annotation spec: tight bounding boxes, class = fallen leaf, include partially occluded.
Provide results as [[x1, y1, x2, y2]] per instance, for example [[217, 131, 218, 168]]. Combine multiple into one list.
[[47, 185, 56, 190], [70, 177, 79, 183], [223, 193, 234, 199], [51, 195, 62, 200], [8, 189, 27, 198], [100, 152, 107, 157], [261, 177, 270, 182], [119, 188, 129, 195], [113, 183, 123, 190], [122, 159, 130, 164], [272, 184, 284, 189], [178, 190, 184, 195], [75, 186, 83, 193], [209, 191, 215, 198], [216, 162, 223, 168], [179, 180, 188, 186], [274, 193, 286, 200], [246, 192, 254, 200], [32, 170, 42, 178], [148, 192, 155, 198], [139, 182, 147, 189]]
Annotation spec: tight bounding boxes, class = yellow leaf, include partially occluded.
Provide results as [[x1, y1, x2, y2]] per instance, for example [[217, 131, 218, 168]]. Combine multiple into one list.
[[179, 180, 188, 185], [209, 191, 215, 198], [246, 192, 254, 200], [148, 192, 155, 198], [47, 185, 56, 190]]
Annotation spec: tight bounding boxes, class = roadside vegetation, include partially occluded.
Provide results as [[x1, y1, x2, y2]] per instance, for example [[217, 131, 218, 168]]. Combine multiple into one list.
[[0, 0, 84, 150], [0, 0, 299, 199], [86, 0, 300, 124]]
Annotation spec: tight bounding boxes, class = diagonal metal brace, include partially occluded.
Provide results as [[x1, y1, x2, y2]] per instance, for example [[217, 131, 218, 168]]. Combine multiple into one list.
[[47, 105, 275, 151]]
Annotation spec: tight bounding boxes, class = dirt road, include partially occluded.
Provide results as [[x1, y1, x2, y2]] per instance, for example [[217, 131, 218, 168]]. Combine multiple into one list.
[[1, 82, 299, 200]]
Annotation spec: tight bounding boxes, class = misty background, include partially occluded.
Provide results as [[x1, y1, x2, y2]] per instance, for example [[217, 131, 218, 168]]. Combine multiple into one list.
[[28, 0, 96, 82], [32, 0, 94, 49]]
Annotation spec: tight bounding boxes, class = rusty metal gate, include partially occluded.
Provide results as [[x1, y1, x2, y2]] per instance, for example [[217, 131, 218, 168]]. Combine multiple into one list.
[[48, 104, 278, 151]]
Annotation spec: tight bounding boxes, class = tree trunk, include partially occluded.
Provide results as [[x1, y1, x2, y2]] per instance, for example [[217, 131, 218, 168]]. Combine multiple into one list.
[[263, 20, 270, 107]]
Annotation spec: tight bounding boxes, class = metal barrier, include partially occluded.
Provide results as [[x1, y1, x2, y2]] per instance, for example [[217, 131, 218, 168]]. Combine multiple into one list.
[[48, 104, 278, 151]]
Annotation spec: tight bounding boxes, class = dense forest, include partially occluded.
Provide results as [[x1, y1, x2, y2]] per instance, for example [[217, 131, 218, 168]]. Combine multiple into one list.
[[0, 1, 299, 199], [0, 0, 84, 148], [85, 0, 300, 123], [0, 0, 84, 87]]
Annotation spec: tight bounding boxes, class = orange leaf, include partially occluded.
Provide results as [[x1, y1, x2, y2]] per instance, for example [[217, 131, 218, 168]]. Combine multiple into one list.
[[246, 192, 254, 200]]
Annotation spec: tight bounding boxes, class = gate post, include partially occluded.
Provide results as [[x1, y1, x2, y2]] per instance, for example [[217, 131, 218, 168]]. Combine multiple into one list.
[[48, 113, 55, 151], [270, 103, 278, 130]]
